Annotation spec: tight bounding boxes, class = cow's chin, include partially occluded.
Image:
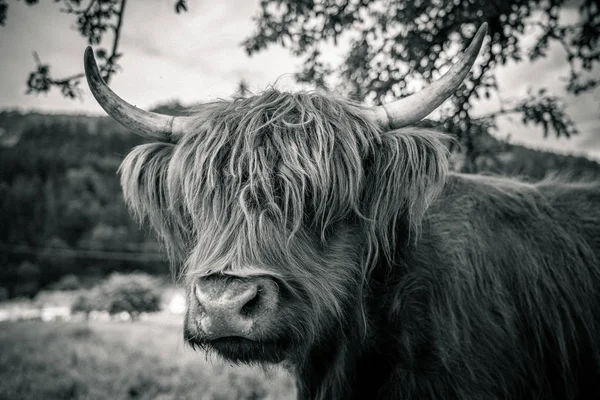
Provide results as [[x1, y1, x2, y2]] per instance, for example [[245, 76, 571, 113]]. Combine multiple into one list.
[[185, 333, 292, 364]]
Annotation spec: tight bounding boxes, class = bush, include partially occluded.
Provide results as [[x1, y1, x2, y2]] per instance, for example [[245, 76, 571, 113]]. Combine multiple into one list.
[[72, 289, 105, 318], [13, 261, 41, 298], [101, 273, 162, 318], [50, 274, 81, 291], [71, 273, 162, 319]]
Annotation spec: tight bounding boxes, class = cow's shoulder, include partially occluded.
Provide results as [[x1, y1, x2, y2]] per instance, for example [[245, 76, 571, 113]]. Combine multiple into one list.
[[415, 171, 600, 274]]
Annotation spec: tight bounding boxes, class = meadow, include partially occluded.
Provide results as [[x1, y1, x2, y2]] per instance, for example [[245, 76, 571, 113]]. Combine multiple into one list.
[[0, 315, 296, 400]]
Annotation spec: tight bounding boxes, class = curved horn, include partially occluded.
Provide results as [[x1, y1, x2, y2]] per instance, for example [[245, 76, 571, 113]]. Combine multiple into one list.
[[370, 23, 488, 130], [84, 47, 191, 141]]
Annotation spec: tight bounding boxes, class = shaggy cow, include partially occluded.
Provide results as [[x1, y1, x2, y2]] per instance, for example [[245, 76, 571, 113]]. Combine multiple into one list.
[[84, 23, 600, 399]]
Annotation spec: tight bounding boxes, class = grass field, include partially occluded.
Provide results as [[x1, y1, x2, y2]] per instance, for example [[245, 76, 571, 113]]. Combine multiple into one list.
[[0, 315, 296, 400]]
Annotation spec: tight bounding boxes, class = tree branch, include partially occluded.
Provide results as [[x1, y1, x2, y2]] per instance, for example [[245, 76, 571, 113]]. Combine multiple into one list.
[[104, 0, 126, 84], [472, 107, 522, 121], [20, 0, 187, 98]]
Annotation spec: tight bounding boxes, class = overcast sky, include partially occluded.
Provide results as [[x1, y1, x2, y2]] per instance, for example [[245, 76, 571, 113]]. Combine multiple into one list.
[[0, 0, 598, 159]]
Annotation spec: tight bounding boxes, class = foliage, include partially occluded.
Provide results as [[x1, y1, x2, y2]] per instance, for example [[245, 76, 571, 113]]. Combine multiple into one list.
[[13, 261, 41, 298], [0, 111, 167, 298], [0, 0, 189, 98], [72, 288, 103, 315], [72, 273, 162, 318], [0, 113, 145, 248], [243, 0, 599, 170], [98, 272, 162, 317], [0, 287, 8, 301], [49, 274, 82, 291], [0, 1, 6, 26]]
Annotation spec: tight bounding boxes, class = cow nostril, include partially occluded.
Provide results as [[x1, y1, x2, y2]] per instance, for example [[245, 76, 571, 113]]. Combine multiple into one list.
[[240, 289, 261, 316]]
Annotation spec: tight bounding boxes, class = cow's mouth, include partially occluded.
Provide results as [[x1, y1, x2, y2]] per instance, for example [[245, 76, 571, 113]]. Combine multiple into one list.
[[185, 333, 291, 363]]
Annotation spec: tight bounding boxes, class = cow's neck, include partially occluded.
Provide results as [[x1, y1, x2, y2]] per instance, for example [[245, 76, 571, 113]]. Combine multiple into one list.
[[294, 236, 411, 400], [294, 325, 396, 399]]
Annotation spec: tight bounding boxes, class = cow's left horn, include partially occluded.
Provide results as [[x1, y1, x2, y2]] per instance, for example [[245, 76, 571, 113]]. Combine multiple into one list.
[[84, 47, 192, 141], [369, 23, 488, 130]]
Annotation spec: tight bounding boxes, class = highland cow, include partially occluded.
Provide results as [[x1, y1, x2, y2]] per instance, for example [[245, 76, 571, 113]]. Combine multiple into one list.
[[84, 24, 600, 400]]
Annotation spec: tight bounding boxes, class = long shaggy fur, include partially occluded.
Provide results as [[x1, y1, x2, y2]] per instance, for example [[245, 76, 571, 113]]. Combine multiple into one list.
[[118, 89, 600, 399], [382, 174, 600, 399]]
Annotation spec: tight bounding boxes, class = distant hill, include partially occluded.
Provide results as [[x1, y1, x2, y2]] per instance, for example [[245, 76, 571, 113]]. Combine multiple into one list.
[[0, 102, 194, 147], [464, 129, 600, 180], [1, 109, 599, 298]]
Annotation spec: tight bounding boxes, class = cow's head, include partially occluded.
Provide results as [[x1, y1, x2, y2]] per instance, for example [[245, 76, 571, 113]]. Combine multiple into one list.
[[84, 25, 487, 365]]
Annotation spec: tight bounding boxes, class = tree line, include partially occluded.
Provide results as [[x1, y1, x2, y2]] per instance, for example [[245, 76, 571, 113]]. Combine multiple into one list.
[[1, 109, 599, 298]]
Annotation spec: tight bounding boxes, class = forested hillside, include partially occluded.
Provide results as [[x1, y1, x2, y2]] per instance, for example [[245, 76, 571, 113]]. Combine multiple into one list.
[[1, 110, 599, 298], [0, 111, 163, 298]]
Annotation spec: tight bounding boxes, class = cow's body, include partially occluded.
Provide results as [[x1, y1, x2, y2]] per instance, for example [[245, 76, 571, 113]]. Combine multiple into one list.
[[83, 23, 600, 398], [295, 173, 600, 399]]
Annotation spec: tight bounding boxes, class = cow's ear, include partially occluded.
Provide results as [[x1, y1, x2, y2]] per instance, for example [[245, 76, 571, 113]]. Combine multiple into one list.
[[361, 128, 449, 251], [120, 142, 191, 268]]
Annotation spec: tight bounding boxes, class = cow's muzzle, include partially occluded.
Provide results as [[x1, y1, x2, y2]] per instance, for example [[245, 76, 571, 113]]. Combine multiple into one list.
[[188, 274, 279, 341]]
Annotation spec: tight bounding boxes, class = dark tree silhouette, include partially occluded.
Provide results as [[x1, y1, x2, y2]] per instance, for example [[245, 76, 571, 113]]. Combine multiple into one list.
[[243, 0, 599, 170]]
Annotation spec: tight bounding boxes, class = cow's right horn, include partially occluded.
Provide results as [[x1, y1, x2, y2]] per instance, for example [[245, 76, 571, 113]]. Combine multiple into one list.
[[84, 47, 193, 142], [368, 23, 488, 130]]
